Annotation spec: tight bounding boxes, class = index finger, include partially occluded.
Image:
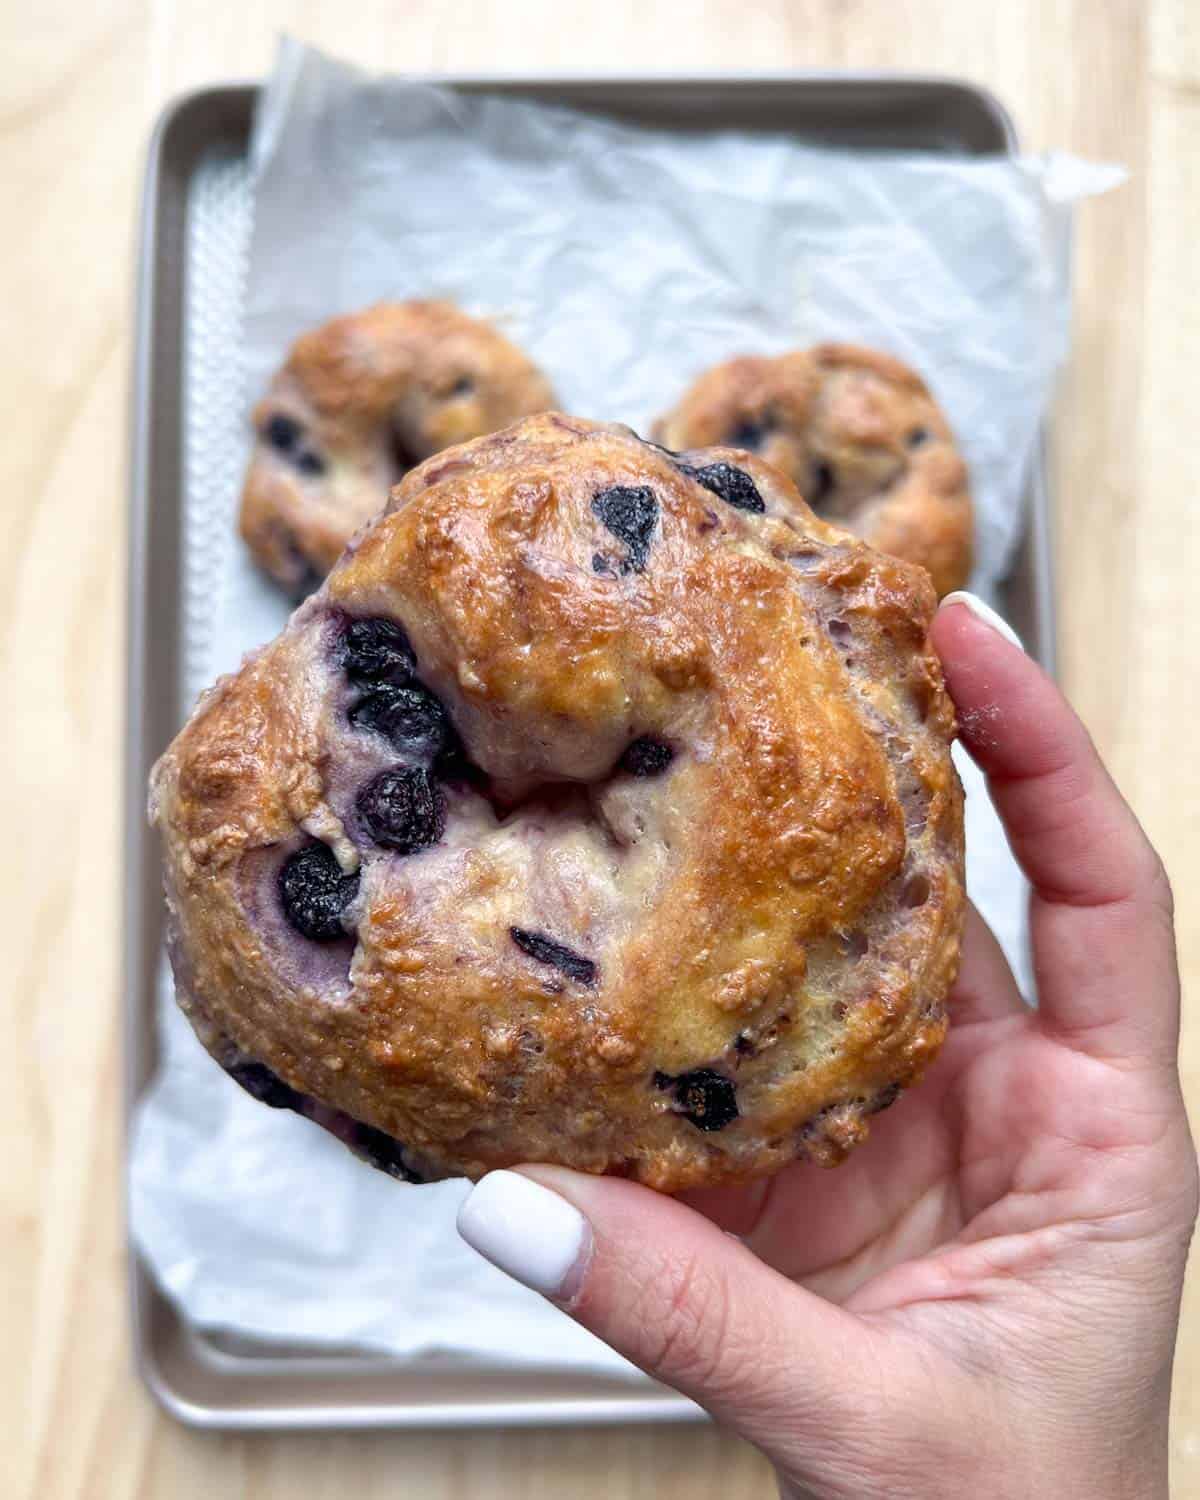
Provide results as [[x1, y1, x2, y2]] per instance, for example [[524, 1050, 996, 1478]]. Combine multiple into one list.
[[931, 595, 1179, 1066]]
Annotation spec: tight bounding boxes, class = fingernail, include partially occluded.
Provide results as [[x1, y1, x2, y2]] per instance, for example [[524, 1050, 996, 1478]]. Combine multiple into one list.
[[940, 591, 1024, 652], [457, 1169, 590, 1299]]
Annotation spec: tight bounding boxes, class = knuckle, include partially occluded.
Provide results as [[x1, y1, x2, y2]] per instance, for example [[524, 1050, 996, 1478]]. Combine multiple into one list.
[[634, 1249, 745, 1395]]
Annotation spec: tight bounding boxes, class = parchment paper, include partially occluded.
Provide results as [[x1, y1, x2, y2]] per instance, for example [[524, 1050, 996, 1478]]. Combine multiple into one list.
[[130, 37, 1121, 1372]]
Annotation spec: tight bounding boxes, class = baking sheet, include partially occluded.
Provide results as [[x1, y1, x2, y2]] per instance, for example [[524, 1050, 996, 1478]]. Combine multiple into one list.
[[129, 39, 1121, 1376]]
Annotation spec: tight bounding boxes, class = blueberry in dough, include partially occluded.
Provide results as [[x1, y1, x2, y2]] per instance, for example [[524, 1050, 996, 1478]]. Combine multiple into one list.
[[350, 683, 451, 759], [591, 485, 658, 573], [352, 1122, 423, 1182], [510, 927, 598, 986], [279, 842, 360, 942], [618, 736, 674, 778], [681, 461, 765, 514], [654, 1068, 739, 1131], [356, 766, 446, 853], [264, 413, 302, 453], [341, 617, 416, 684], [258, 405, 324, 476], [296, 449, 326, 477], [228, 1059, 305, 1112]]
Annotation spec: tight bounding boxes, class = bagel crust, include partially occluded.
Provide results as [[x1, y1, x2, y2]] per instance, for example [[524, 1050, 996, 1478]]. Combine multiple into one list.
[[654, 344, 974, 597], [152, 413, 965, 1191], [239, 301, 556, 592]]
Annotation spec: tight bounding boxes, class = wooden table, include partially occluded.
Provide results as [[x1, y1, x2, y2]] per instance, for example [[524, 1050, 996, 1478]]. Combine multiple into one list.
[[4, 2, 1198, 1495]]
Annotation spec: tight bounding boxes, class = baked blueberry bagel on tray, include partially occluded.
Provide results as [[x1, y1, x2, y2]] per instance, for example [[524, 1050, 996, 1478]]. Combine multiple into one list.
[[654, 343, 974, 598], [151, 412, 965, 1192], [239, 300, 556, 593]]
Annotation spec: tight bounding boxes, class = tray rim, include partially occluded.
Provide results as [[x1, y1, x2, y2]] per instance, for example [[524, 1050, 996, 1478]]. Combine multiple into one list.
[[126, 68, 1049, 1432]]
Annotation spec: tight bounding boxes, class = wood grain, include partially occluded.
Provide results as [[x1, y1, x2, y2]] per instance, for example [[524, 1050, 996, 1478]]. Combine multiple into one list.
[[2, 1, 1197, 1495]]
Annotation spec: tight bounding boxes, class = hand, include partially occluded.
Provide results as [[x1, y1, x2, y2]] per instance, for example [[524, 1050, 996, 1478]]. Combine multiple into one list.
[[457, 593, 1197, 1500]]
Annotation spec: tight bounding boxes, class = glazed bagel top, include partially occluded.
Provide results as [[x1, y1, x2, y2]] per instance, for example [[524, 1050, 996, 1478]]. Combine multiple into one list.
[[153, 412, 965, 1191], [238, 300, 556, 592], [654, 343, 974, 597]]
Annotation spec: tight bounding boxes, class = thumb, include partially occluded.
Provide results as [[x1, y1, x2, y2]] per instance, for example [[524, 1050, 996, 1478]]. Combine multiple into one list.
[[456, 1166, 871, 1453]]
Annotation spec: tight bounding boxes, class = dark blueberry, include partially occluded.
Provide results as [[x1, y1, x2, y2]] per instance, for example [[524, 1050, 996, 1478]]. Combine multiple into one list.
[[449, 375, 474, 398], [808, 461, 835, 510], [279, 842, 360, 942], [352, 1122, 423, 1182], [906, 426, 931, 449], [509, 927, 597, 986], [350, 683, 450, 759], [227, 1059, 305, 1112], [655, 1068, 739, 1131], [264, 413, 302, 452], [618, 736, 674, 778], [341, 617, 416, 683], [356, 766, 446, 853], [592, 552, 614, 575], [728, 419, 768, 450], [591, 485, 658, 573], [680, 461, 765, 514], [296, 449, 327, 477]]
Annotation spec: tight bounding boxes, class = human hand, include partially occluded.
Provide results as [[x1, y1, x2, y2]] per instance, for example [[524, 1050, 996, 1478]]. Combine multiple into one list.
[[457, 593, 1197, 1500]]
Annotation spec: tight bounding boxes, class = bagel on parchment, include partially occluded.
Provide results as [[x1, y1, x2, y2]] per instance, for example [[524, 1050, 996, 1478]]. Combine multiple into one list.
[[239, 300, 555, 592], [654, 343, 973, 597]]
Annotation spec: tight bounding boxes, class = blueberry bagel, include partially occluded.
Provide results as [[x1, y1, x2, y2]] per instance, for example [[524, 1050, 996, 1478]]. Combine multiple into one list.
[[152, 412, 965, 1191], [239, 300, 555, 593], [654, 344, 973, 597]]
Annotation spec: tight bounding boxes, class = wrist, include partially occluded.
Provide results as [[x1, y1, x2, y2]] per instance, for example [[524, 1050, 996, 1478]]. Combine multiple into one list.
[[774, 1427, 1167, 1500]]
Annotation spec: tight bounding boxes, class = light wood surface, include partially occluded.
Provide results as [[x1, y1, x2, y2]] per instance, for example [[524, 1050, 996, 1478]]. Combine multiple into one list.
[[3, 1, 1198, 1496]]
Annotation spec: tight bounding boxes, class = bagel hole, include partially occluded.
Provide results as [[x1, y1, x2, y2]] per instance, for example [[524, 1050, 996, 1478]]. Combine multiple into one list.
[[808, 461, 836, 510], [826, 617, 852, 643], [387, 426, 422, 479]]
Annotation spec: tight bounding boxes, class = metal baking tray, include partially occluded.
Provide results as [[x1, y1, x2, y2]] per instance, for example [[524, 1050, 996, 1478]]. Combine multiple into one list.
[[125, 72, 1055, 1431]]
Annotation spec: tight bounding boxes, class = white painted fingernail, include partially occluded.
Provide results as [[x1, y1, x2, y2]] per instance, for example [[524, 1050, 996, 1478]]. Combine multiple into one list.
[[457, 1170, 590, 1298], [940, 591, 1024, 652]]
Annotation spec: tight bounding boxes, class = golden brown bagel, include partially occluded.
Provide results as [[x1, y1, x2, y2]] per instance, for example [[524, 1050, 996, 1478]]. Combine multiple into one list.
[[153, 412, 965, 1191], [654, 343, 973, 597], [239, 300, 555, 592]]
